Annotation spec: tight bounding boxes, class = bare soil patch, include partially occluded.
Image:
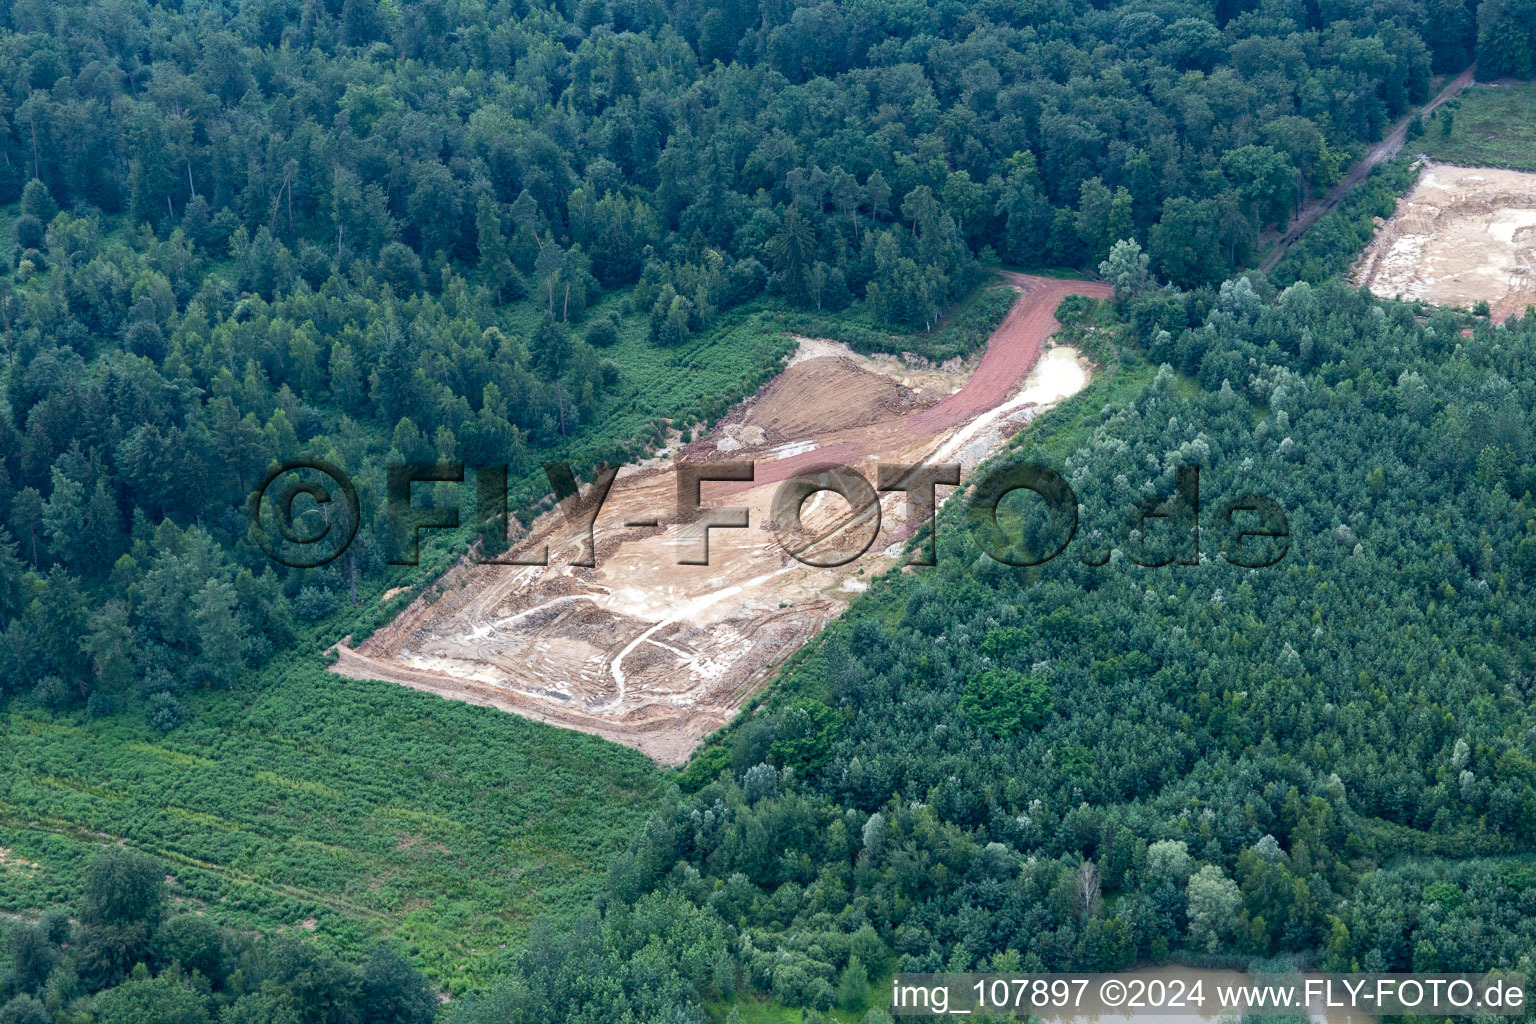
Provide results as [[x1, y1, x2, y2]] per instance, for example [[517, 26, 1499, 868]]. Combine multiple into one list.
[[333, 275, 1110, 764], [736, 356, 930, 442], [1354, 161, 1536, 319]]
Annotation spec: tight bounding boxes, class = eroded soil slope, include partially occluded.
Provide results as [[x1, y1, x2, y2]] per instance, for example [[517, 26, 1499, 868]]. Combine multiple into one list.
[[333, 274, 1110, 763], [1355, 162, 1536, 319]]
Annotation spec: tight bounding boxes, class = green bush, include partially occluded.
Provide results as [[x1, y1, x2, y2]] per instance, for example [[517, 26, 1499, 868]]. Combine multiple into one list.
[[959, 669, 1053, 736], [586, 315, 620, 347], [146, 692, 185, 732]]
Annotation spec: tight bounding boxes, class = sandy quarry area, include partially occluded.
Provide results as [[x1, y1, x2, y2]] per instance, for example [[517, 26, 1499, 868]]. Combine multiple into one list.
[[333, 274, 1111, 764], [1354, 162, 1536, 319]]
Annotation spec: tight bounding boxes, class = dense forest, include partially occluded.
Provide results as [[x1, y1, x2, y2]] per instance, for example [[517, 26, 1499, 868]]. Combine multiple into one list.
[[0, 0, 1533, 1019], [0, 0, 1503, 734], [445, 277, 1536, 1022], [0, 845, 438, 1022]]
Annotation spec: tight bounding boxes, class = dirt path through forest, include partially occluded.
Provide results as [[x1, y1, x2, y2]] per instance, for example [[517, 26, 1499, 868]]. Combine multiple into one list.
[[1259, 66, 1476, 274]]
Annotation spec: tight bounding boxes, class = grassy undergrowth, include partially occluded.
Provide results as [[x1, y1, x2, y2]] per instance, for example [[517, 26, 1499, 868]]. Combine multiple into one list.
[[0, 655, 663, 995], [1418, 82, 1536, 172], [0, 283, 803, 993], [772, 276, 1017, 363]]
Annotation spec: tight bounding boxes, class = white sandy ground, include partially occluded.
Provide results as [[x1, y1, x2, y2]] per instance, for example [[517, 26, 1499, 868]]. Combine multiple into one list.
[[1355, 162, 1536, 319]]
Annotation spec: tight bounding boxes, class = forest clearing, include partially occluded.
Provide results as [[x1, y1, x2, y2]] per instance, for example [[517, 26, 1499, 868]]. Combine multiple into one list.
[[1353, 162, 1536, 318], [333, 275, 1109, 763], [11, 0, 1536, 1015], [1415, 80, 1536, 173]]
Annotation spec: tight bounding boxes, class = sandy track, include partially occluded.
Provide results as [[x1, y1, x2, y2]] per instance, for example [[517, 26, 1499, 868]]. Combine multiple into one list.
[[333, 274, 1110, 764]]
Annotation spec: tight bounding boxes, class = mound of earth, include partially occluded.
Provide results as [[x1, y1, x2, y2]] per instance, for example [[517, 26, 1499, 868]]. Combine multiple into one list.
[[736, 355, 929, 444]]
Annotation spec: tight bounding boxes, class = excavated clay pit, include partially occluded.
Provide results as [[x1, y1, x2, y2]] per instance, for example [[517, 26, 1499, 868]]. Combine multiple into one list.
[[332, 275, 1110, 764], [1355, 162, 1536, 319]]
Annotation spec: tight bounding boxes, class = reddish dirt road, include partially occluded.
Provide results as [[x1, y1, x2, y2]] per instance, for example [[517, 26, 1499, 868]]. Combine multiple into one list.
[[724, 273, 1111, 494], [908, 273, 1110, 433]]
